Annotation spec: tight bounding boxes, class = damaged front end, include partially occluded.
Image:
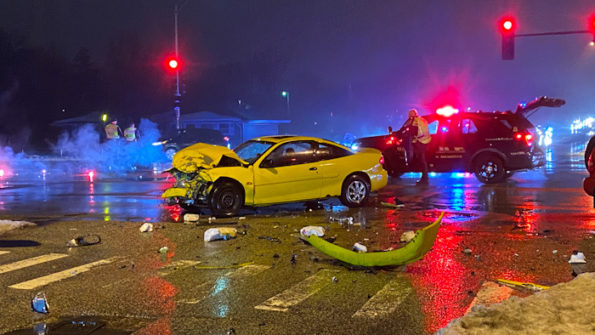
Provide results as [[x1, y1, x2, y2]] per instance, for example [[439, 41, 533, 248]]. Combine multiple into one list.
[[161, 143, 246, 207]]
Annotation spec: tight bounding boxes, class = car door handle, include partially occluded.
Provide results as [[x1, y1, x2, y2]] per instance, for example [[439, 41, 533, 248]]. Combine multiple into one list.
[[309, 167, 317, 171]]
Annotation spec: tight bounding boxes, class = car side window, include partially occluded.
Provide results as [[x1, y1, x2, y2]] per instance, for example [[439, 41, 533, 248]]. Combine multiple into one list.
[[461, 119, 478, 134], [262, 141, 315, 167], [427, 120, 439, 135], [315, 143, 352, 161]]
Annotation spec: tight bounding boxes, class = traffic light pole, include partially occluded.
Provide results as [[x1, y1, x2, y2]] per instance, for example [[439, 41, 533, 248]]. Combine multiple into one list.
[[174, 3, 182, 131]]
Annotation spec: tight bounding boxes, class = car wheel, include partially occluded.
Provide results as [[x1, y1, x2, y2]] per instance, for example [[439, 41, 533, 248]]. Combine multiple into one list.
[[474, 155, 505, 184], [340, 174, 370, 207], [165, 147, 177, 160], [208, 181, 243, 217]]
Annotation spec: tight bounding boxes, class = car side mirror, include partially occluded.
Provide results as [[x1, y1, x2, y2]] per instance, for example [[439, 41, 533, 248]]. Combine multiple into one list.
[[261, 158, 275, 168]]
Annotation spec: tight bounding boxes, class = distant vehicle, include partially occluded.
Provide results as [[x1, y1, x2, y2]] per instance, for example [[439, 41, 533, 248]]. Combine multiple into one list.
[[582, 136, 595, 205], [153, 128, 228, 160], [162, 135, 388, 217], [353, 96, 565, 183]]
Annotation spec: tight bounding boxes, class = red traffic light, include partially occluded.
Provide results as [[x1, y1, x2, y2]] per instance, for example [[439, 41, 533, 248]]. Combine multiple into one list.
[[589, 15, 595, 33], [167, 58, 179, 70], [498, 17, 516, 34]]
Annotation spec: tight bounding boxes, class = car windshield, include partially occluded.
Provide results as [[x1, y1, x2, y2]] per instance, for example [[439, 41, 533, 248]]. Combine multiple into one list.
[[233, 140, 275, 163]]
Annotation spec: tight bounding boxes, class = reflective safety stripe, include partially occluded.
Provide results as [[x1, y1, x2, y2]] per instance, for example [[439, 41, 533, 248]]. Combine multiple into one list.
[[9, 256, 122, 290], [0, 253, 68, 274], [352, 280, 412, 318], [254, 269, 336, 312]]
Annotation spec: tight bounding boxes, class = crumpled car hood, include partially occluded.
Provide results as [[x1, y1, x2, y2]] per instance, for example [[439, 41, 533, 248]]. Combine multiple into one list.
[[172, 143, 247, 173]]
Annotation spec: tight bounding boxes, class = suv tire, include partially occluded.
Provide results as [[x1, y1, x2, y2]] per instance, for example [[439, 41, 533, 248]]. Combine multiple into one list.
[[474, 155, 505, 184], [340, 174, 370, 207], [208, 181, 243, 217], [585, 136, 595, 170]]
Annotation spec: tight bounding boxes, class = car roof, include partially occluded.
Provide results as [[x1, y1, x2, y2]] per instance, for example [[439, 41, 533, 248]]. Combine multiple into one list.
[[252, 135, 349, 148]]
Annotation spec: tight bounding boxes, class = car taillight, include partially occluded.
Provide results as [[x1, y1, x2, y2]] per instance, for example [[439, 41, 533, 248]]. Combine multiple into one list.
[[386, 136, 396, 145], [379, 156, 385, 165], [514, 132, 533, 147]]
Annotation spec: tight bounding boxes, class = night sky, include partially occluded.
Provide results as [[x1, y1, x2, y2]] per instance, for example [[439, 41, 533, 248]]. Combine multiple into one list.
[[1, 0, 595, 138]]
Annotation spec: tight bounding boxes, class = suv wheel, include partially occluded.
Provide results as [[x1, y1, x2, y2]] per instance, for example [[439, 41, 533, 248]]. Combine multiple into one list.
[[340, 174, 370, 207], [585, 136, 595, 170], [208, 181, 243, 217], [474, 155, 505, 184]]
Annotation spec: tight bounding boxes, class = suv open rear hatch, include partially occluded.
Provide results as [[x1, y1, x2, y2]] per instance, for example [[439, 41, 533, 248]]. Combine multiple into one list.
[[514, 96, 565, 117]]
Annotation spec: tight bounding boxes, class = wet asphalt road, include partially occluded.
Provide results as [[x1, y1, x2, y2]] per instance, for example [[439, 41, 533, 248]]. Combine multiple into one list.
[[0, 143, 594, 334]]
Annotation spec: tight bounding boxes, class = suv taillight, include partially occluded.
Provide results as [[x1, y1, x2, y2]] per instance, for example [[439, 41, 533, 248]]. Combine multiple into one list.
[[514, 132, 533, 147], [379, 155, 385, 165]]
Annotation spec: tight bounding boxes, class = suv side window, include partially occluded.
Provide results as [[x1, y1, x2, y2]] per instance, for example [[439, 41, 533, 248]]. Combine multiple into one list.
[[461, 119, 478, 134], [316, 143, 352, 161], [262, 141, 315, 167], [427, 120, 439, 135]]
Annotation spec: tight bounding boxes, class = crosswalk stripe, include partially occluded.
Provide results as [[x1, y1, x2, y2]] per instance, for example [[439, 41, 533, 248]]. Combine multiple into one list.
[[254, 269, 336, 312], [176, 264, 270, 305], [0, 253, 68, 275], [0, 251, 9, 256], [9, 256, 122, 290], [352, 280, 412, 318], [465, 281, 513, 314]]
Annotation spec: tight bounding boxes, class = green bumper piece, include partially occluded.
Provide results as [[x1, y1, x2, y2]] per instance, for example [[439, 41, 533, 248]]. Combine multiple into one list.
[[305, 212, 444, 267], [161, 187, 188, 198]]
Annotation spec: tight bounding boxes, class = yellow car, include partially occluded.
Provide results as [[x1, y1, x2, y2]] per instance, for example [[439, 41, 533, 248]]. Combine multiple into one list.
[[162, 135, 387, 217]]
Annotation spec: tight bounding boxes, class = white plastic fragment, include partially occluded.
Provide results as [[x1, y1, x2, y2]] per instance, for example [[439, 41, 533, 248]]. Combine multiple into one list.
[[183, 213, 200, 222], [300, 226, 325, 237], [352, 242, 368, 253], [569, 252, 586, 264], [139, 223, 154, 232], [204, 227, 237, 242]]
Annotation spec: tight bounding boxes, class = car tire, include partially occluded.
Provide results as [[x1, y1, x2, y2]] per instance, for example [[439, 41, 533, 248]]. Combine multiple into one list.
[[585, 135, 595, 170], [340, 174, 370, 207], [474, 155, 505, 184], [208, 181, 243, 217]]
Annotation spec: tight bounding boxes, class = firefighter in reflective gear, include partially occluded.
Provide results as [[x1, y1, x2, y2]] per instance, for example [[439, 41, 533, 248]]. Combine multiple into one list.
[[124, 123, 138, 142], [401, 109, 431, 184], [104, 120, 122, 140]]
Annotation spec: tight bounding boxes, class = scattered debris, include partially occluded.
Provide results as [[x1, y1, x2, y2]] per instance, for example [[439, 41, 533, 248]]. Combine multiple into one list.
[[158, 246, 169, 254], [31, 292, 49, 314], [463, 248, 472, 255], [258, 236, 281, 243], [204, 227, 237, 242], [400, 231, 416, 243], [183, 213, 200, 223], [290, 254, 297, 265], [300, 226, 325, 237], [552, 250, 558, 255], [272, 253, 280, 258], [331, 276, 339, 283], [207, 217, 216, 224], [381, 200, 405, 209], [329, 216, 354, 225], [66, 234, 101, 247], [139, 223, 153, 232], [497, 278, 550, 292], [227, 327, 236, 334], [352, 242, 368, 253], [569, 250, 587, 277]]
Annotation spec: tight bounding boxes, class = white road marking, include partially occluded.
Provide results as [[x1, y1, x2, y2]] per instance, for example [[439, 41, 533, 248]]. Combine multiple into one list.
[[254, 269, 336, 312], [352, 280, 412, 318], [465, 281, 513, 314], [176, 264, 270, 305], [9, 256, 122, 290], [0, 251, 10, 256], [0, 253, 68, 275], [158, 260, 201, 276]]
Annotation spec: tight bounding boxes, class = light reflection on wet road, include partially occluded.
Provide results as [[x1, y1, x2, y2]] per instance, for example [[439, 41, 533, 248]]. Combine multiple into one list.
[[1, 142, 594, 334]]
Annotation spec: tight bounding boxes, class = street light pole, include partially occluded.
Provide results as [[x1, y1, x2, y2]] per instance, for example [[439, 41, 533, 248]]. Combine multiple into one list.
[[281, 90, 290, 118], [173, 3, 182, 131]]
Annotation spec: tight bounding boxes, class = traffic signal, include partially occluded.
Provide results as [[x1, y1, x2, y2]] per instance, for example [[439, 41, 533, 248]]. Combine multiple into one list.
[[499, 17, 516, 60], [166, 57, 179, 71], [589, 15, 595, 44]]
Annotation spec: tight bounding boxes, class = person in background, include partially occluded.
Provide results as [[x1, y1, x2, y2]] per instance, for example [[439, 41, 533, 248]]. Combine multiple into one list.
[[104, 119, 122, 140], [400, 109, 431, 185], [124, 122, 138, 142]]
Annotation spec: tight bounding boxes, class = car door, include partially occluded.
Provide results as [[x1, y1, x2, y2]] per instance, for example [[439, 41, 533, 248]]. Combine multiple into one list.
[[313, 142, 353, 197], [427, 116, 465, 172], [253, 141, 322, 204]]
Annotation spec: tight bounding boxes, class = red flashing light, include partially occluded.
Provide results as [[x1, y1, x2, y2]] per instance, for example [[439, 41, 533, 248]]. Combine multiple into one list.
[[88, 171, 95, 182], [0, 169, 4, 178], [589, 15, 595, 33], [379, 156, 385, 165], [386, 136, 396, 145], [514, 132, 533, 146], [515, 133, 522, 140], [499, 17, 516, 34], [436, 105, 459, 117]]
